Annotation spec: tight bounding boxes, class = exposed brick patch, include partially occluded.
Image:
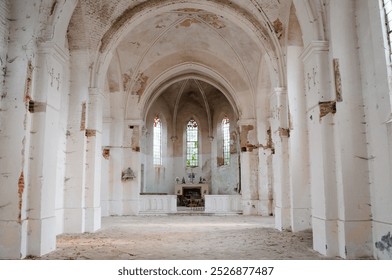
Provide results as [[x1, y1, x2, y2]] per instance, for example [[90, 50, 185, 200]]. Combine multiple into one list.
[[279, 127, 290, 138], [80, 102, 86, 130], [85, 129, 96, 137], [198, 13, 226, 29], [18, 172, 24, 223], [272, 18, 283, 39], [177, 17, 199, 28], [319, 101, 336, 119], [240, 125, 254, 150], [333, 58, 342, 102], [134, 72, 148, 96], [24, 61, 33, 103], [102, 148, 110, 159]]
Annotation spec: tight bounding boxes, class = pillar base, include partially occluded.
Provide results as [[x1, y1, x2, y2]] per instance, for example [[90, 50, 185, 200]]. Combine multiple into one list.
[[291, 208, 311, 232], [242, 199, 258, 215], [258, 199, 271, 216], [275, 206, 291, 230], [312, 217, 339, 257], [27, 216, 56, 257], [64, 208, 85, 233], [338, 220, 372, 259], [0, 220, 27, 259], [85, 207, 101, 232]]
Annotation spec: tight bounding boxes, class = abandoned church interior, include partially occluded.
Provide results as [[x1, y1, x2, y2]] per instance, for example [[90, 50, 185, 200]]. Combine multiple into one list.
[[1, 0, 392, 260]]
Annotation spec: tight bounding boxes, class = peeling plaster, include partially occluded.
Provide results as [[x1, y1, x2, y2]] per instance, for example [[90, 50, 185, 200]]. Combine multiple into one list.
[[102, 148, 110, 159], [333, 58, 342, 102], [17, 172, 24, 223], [198, 13, 226, 29], [177, 17, 199, 28], [134, 72, 149, 96], [272, 18, 283, 39], [240, 125, 254, 149], [259, 128, 275, 153], [319, 101, 336, 119], [80, 102, 86, 131], [278, 127, 290, 138], [24, 61, 33, 103], [85, 129, 96, 137]]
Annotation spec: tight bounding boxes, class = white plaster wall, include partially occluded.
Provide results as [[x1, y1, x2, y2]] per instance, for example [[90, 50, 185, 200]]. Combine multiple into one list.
[[55, 52, 70, 235], [356, 0, 392, 260], [144, 101, 174, 194], [205, 195, 242, 213], [0, 0, 39, 259], [0, 0, 8, 103], [100, 120, 111, 217], [63, 50, 90, 233], [139, 195, 177, 214], [328, 0, 372, 258], [287, 46, 311, 232], [211, 109, 240, 195], [107, 119, 125, 216]]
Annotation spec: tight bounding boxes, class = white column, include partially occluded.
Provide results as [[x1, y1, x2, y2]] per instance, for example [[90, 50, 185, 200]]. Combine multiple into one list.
[[26, 42, 69, 256], [0, 0, 38, 259], [329, 0, 372, 258], [100, 118, 111, 217], [301, 41, 339, 257], [63, 50, 90, 233], [238, 119, 258, 215], [108, 119, 124, 215], [121, 121, 143, 215], [84, 88, 103, 232], [258, 148, 273, 216], [270, 88, 291, 230], [287, 46, 311, 231]]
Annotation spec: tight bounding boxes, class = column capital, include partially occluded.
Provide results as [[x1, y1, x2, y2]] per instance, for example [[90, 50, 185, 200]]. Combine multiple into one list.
[[270, 87, 287, 99], [88, 87, 105, 97], [237, 118, 256, 127], [37, 41, 70, 63], [300, 41, 329, 63], [124, 119, 145, 128]]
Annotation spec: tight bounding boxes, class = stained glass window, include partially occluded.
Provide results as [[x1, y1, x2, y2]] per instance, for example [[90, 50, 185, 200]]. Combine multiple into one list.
[[222, 117, 230, 165], [186, 119, 198, 167], [153, 116, 162, 165]]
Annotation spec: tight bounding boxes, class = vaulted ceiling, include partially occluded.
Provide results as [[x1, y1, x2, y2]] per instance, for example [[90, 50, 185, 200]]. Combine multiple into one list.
[[67, 0, 298, 120]]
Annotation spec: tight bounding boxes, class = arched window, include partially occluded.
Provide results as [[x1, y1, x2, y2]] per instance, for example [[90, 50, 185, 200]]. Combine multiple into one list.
[[153, 116, 162, 165], [186, 119, 198, 167], [222, 117, 230, 165], [382, 0, 392, 61]]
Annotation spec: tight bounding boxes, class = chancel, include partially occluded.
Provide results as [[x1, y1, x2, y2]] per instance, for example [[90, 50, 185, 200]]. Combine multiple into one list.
[[0, 0, 392, 260]]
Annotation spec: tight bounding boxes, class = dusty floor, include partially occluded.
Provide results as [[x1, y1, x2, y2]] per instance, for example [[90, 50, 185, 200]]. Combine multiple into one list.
[[33, 215, 336, 260]]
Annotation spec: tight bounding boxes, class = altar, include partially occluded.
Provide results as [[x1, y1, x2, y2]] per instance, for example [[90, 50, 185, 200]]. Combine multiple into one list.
[[175, 184, 209, 207]]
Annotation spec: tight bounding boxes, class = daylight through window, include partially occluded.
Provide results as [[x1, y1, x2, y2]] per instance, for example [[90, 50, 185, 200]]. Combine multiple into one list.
[[153, 116, 162, 165], [222, 117, 230, 165], [186, 119, 198, 167]]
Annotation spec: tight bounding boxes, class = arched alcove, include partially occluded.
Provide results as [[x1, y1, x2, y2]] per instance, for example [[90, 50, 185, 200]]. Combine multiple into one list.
[[143, 78, 239, 196]]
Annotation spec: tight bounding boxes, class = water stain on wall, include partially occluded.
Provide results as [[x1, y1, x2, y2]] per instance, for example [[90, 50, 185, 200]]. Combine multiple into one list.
[[375, 232, 392, 255]]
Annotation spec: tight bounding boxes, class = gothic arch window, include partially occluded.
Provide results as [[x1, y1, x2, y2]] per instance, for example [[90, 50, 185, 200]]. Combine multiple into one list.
[[186, 119, 199, 167], [222, 117, 230, 165], [382, 0, 392, 61], [153, 116, 162, 165]]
